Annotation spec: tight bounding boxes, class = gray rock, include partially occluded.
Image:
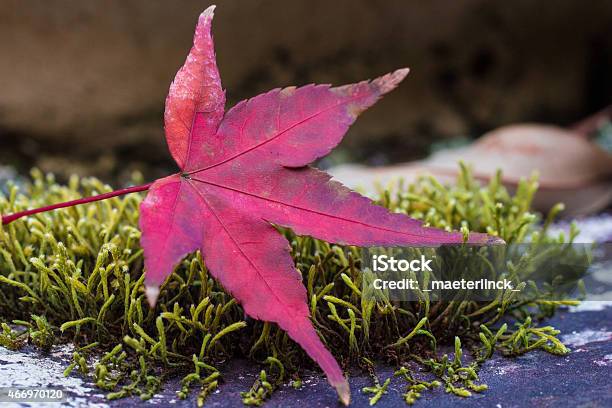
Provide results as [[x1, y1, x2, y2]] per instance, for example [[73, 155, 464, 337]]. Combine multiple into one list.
[[1, 0, 612, 178]]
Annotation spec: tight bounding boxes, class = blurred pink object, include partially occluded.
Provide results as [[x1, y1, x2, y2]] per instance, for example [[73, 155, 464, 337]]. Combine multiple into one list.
[[330, 121, 612, 216]]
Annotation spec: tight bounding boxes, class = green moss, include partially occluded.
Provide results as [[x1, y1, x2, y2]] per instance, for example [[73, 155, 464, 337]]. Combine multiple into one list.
[[0, 166, 582, 405]]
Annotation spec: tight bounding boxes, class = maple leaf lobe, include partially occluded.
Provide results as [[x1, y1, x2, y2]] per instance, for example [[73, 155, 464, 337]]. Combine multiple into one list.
[[165, 5, 225, 171], [197, 68, 411, 172]]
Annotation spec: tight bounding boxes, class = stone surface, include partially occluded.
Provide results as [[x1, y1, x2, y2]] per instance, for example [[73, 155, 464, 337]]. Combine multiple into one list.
[[1, 1, 612, 178], [1, 305, 610, 407], [0, 345, 108, 408]]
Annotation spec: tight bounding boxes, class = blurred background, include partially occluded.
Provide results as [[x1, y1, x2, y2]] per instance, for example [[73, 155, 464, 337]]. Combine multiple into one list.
[[0, 0, 611, 196]]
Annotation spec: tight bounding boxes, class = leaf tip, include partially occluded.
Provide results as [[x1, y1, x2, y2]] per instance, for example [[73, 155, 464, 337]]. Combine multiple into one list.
[[488, 235, 506, 245], [393, 67, 411, 80], [467, 231, 505, 246], [200, 4, 216, 21], [373, 67, 410, 94], [334, 379, 351, 406], [145, 285, 160, 308]]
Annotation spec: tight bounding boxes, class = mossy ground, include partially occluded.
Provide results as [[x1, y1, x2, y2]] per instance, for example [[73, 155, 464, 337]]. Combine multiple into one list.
[[0, 166, 582, 406]]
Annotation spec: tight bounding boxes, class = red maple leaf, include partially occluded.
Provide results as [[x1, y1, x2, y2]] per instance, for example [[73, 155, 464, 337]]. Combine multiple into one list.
[[140, 6, 500, 404], [1, 5, 501, 404]]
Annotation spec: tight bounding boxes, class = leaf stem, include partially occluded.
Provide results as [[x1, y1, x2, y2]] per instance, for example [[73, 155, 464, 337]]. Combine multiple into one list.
[[1, 182, 153, 226]]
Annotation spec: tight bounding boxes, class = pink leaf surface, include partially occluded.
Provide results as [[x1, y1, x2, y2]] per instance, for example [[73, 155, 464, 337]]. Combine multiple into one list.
[[139, 5, 501, 404], [164, 6, 225, 171]]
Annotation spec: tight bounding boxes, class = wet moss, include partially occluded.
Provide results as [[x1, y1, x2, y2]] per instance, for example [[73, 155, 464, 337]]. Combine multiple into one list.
[[0, 166, 581, 405]]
